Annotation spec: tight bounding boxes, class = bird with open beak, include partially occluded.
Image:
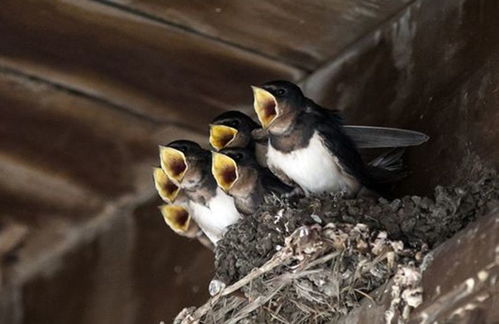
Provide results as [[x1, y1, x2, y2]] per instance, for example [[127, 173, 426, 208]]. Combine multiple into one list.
[[211, 147, 293, 215], [209, 110, 268, 168], [158, 198, 214, 251], [153, 168, 214, 249], [252, 80, 393, 197], [209, 109, 428, 178], [159, 140, 241, 244], [159, 203, 198, 238], [153, 167, 181, 204]]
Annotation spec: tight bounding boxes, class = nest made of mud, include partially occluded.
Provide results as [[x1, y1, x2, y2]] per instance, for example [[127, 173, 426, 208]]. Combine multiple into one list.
[[176, 165, 498, 324]]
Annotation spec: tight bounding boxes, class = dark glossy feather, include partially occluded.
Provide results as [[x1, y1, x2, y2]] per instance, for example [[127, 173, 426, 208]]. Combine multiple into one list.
[[344, 126, 429, 148], [306, 102, 377, 190]]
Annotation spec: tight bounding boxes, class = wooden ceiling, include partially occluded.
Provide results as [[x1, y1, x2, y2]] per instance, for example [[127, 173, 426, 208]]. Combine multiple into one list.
[[0, 2, 412, 321], [0, 0, 411, 224], [0, 0, 408, 129]]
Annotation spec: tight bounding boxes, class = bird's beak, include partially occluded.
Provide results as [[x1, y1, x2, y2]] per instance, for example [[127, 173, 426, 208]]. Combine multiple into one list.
[[251, 86, 278, 128], [153, 168, 180, 203], [159, 205, 191, 234], [211, 152, 238, 192], [159, 146, 188, 184], [209, 125, 238, 151]]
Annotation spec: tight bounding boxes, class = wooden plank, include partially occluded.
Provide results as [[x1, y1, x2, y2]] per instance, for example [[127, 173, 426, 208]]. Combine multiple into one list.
[[105, 0, 411, 70], [0, 155, 103, 223], [339, 210, 499, 323], [410, 210, 499, 323], [0, 0, 302, 131], [0, 70, 157, 199]]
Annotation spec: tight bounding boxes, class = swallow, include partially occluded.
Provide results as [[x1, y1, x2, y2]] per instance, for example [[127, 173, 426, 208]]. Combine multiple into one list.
[[159, 140, 241, 244], [153, 169, 215, 249], [209, 111, 428, 174], [211, 147, 293, 215], [252, 80, 400, 197], [209, 111, 259, 150], [209, 110, 268, 167]]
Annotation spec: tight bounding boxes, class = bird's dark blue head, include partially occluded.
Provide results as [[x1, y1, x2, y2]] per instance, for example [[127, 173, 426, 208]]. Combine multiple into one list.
[[218, 147, 257, 168], [160, 140, 208, 185], [252, 80, 306, 131], [261, 80, 304, 102], [167, 140, 203, 155], [211, 111, 259, 130], [209, 111, 260, 150]]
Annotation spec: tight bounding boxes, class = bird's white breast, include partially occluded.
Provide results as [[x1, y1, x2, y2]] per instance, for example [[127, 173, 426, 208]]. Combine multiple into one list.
[[208, 187, 241, 227], [267, 131, 356, 194], [189, 188, 241, 244]]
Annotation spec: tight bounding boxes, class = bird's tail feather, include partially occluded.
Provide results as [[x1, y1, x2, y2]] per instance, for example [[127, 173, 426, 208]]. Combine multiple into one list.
[[367, 148, 408, 183]]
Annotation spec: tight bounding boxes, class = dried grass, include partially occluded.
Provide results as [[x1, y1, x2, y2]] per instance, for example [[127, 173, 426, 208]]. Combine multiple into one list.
[[173, 164, 498, 323], [176, 222, 426, 323]]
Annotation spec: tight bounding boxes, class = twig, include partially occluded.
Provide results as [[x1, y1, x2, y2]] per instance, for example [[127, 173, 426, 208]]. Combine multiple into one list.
[[227, 282, 288, 324], [302, 251, 340, 271], [353, 289, 376, 305], [182, 246, 294, 323]]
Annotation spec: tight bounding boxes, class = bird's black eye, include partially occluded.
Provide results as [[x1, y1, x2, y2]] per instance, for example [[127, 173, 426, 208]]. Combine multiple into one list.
[[232, 153, 243, 161], [229, 120, 240, 128], [276, 88, 286, 96]]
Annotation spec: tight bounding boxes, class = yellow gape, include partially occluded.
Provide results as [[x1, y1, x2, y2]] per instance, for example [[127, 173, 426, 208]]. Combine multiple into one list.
[[252, 86, 278, 128], [153, 168, 180, 203], [211, 152, 239, 192], [159, 205, 191, 234], [209, 125, 238, 150], [159, 146, 188, 184]]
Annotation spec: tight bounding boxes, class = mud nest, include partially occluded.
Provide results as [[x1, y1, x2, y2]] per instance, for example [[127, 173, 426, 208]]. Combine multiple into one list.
[[176, 164, 498, 323]]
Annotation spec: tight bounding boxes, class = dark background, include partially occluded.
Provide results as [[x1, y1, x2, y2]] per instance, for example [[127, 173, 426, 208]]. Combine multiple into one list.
[[0, 0, 498, 323]]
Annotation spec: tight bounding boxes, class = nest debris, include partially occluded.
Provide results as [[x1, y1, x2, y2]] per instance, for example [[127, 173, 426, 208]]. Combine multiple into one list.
[[174, 166, 498, 323]]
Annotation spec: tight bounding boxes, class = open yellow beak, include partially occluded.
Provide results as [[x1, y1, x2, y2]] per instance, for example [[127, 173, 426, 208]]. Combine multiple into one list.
[[252, 86, 278, 128], [209, 125, 238, 151], [211, 152, 238, 192], [159, 146, 188, 184], [153, 168, 180, 203], [159, 205, 191, 234]]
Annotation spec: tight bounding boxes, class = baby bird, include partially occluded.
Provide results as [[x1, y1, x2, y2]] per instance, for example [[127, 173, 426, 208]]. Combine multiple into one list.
[[211, 147, 293, 215], [159, 140, 241, 244]]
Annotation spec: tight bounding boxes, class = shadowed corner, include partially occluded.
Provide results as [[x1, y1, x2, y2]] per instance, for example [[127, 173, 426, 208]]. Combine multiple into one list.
[[211, 152, 238, 192]]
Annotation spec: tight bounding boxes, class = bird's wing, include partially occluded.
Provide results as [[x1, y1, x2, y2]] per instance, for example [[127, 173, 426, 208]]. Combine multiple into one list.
[[343, 125, 429, 148], [315, 103, 429, 148], [310, 108, 376, 189], [261, 168, 294, 194]]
